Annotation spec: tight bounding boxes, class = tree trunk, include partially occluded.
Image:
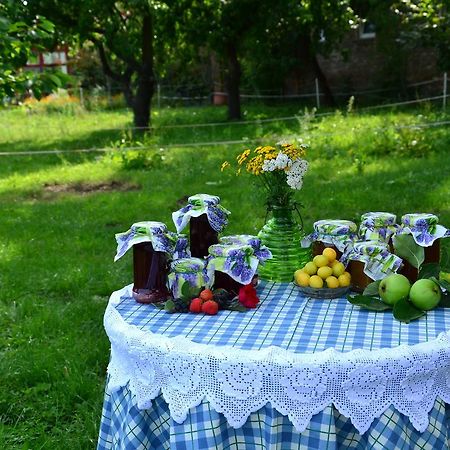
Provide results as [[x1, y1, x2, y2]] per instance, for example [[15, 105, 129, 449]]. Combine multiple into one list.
[[133, 11, 154, 131], [225, 43, 241, 120], [311, 53, 335, 107], [295, 35, 335, 107]]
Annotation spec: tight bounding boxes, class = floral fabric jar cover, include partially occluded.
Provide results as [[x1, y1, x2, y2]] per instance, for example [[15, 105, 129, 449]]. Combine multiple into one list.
[[343, 240, 403, 281], [207, 243, 271, 286], [359, 212, 397, 244], [302, 219, 358, 253], [397, 213, 450, 247], [114, 221, 176, 261], [172, 194, 230, 234]]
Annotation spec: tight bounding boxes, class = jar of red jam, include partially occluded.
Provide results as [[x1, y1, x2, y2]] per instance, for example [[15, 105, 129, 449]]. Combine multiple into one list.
[[172, 194, 230, 258]]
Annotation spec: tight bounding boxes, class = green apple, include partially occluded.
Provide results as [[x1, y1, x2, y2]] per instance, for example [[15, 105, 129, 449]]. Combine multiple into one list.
[[378, 274, 411, 305], [409, 279, 441, 311]]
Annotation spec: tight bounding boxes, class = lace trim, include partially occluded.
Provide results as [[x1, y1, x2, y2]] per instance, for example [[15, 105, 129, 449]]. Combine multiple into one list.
[[104, 286, 450, 434]]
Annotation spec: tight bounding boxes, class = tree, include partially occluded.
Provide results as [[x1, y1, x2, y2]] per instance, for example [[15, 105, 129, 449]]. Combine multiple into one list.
[[177, 0, 264, 120], [393, 0, 450, 71], [26, 0, 178, 130], [0, 1, 62, 101], [243, 0, 359, 106]]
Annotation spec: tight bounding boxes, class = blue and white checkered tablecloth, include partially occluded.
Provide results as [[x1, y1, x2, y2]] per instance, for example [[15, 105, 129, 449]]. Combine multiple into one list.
[[98, 282, 450, 449]]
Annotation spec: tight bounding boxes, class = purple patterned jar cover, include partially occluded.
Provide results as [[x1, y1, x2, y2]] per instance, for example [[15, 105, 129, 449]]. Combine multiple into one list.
[[172, 193, 231, 234], [343, 240, 402, 281], [359, 212, 398, 244], [173, 234, 191, 259], [302, 219, 357, 252], [168, 257, 209, 299], [206, 244, 260, 285], [398, 213, 449, 247], [114, 221, 176, 261], [219, 235, 272, 262]]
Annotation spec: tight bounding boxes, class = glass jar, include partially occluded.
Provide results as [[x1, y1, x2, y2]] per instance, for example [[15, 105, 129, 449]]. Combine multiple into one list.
[[172, 194, 230, 258], [307, 219, 357, 259], [114, 221, 175, 304], [168, 257, 208, 299], [207, 244, 261, 296], [397, 213, 449, 282], [359, 212, 397, 246], [346, 241, 403, 292]]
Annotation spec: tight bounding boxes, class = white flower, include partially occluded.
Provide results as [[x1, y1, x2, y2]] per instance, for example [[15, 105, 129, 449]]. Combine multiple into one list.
[[275, 152, 291, 170], [287, 159, 308, 177], [287, 176, 303, 190], [262, 159, 277, 172]]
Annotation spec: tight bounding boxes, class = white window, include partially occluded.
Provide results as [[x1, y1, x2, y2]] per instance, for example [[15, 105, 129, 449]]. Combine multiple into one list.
[[359, 21, 376, 39]]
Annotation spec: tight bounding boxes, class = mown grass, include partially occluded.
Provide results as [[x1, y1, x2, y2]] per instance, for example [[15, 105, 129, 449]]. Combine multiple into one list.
[[0, 101, 449, 448]]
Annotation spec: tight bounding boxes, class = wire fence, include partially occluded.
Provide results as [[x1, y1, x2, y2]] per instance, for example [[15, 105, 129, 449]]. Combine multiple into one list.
[[1, 118, 449, 157], [1, 74, 449, 158]]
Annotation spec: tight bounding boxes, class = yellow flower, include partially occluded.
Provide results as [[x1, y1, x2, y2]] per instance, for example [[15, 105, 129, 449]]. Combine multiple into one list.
[[221, 161, 230, 172], [237, 149, 251, 165]]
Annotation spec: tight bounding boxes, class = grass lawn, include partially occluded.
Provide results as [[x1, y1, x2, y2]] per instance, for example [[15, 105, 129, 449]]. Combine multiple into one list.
[[0, 102, 449, 448]]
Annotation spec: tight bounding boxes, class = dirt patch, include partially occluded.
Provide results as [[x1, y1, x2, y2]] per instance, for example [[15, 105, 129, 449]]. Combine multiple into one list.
[[42, 180, 140, 196]]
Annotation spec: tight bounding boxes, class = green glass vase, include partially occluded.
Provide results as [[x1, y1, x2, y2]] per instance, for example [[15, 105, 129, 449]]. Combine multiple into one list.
[[257, 205, 311, 282]]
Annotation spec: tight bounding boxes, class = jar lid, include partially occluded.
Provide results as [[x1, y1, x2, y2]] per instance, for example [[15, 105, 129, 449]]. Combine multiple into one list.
[[170, 257, 206, 273], [352, 240, 389, 257], [208, 243, 254, 258], [361, 212, 397, 228], [188, 193, 220, 206], [172, 193, 230, 234], [114, 221, 175, 261], [314, 219, 357, 235], [401, 213, 439, 227], [220, 234, 261, 246], [132, 221, 168, 233]]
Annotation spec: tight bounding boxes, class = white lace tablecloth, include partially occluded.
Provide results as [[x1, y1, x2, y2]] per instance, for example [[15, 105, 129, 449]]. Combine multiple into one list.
[[104, 282, 450, 434]]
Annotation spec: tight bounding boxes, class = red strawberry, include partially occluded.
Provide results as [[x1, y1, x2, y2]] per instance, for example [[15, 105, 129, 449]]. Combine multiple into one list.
[[202, 300, 219, 315], [189, 298, 203, 313], [199, 289, 214, 302]]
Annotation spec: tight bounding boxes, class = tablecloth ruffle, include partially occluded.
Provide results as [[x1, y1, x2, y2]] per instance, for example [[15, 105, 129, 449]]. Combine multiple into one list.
[[104, 285, 450, 435]]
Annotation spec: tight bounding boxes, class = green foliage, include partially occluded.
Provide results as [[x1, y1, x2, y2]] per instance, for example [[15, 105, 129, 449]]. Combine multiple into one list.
[[0, 4, 65, 101], [347, 294, 392, 311], [392, 234, 425, 269], [392, 296, 426, 323], [393, 0, 450, 70]]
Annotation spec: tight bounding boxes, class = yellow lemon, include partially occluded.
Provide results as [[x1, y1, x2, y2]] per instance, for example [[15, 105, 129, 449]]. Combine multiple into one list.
[[295, 270, 310, 287], [332, 262, 345, 277], [317, 266, 333, 280], [309, 275, 324, 288], [322, 247, 337, 263], [313, 254, 329, 268], [325, 276, 339, 288], [303, 261, 318, 275], [342, 271, 351, 281], [330, 259, 340, 267], [338, 274, 351, 287]]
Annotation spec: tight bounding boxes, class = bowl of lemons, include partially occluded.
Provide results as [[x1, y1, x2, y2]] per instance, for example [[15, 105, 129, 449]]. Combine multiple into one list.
[[294, 248, 351, 299]]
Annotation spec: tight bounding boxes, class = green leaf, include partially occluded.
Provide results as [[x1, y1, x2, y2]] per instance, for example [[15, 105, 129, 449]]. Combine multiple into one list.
[[47, 73, 62, 87], [164, 299, 175, 313], [393, 297, 425, 323], [347, 294, 392, 311], [363, 280, 381, 297], [180, 282, 200, 301], [225, 300, 248, 312], [418, 262, 440, 280], [393, 234, 424, 269]]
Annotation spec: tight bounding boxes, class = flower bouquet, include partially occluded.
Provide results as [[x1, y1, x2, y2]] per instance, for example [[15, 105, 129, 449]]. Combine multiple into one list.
[[222, 142, 311, 282]]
